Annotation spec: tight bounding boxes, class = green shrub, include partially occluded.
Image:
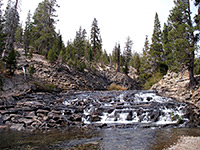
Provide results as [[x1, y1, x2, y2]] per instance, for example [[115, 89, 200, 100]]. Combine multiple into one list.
[[45, 83, 55, 90], [28, 50, 33, 59], [5, 48, 17, 75], [78, 61, 86, 72], [28, 65, 35, 77], [143, 71, 163, 90], [48, 49, 57, 63], [68, 58, 74, 67]]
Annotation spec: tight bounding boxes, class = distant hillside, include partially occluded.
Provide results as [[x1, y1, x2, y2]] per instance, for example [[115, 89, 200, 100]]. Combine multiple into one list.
[[0, 48, 140, 97]]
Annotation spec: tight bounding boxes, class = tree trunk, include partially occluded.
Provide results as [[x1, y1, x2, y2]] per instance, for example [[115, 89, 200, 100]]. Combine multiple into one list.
[[188, 51, 196, 88], [187, 0, 197, 88]]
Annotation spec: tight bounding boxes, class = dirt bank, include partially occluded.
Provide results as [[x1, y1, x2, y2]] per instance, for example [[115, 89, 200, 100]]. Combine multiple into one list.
[[166, 136, 200, 150]]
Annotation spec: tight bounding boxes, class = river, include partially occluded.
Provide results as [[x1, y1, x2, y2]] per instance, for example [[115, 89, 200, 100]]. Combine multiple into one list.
[[0, 127, 200, 149]]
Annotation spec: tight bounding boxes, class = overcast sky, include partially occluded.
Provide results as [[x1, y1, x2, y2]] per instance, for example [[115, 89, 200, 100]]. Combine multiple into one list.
[[2, 0, 199, 54]]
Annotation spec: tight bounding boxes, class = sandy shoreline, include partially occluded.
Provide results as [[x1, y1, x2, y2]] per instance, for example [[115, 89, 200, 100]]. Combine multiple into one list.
[[166, 136, 200, 150]]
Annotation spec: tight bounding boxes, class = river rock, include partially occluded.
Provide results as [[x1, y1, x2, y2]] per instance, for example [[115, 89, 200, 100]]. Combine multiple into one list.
[[126, 111, 133, 121], [18, 118, 34, 126], [25, 111, 36, 119], [150, 111, 160, 122], [36, 109, 49, 115], [10, 124, 24, 131], [90, 115, 101, 122], [69, 114, 82, 122], [2, 115, 11, 122], [147, 97, 153, 101]]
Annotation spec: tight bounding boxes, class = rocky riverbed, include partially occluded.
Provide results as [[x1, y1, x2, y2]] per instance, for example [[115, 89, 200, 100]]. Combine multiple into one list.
[[0, 90, 199, 131]]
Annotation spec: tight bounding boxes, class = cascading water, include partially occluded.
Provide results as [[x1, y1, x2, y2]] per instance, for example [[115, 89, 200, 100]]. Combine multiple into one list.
[[1, 49, 5, 58], [63, 91, 188, 128], [22, 66, 26, 80]]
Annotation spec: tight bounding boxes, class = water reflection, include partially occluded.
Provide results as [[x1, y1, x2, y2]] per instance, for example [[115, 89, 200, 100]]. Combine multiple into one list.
[[0, 127, 200, 150]]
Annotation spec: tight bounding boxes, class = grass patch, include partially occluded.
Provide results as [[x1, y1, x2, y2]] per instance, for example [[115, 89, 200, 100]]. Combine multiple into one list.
[[108, 83, 127, 91], [30, 81, 58, 92]]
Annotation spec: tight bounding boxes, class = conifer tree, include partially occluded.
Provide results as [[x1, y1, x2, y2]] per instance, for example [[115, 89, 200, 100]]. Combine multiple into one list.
[[32, 0, 58, 57], [6, 48, 16, 75], [132, 52, 141, 72], [194, 0, 200, 41], [149, 13, 163, 73], [3, 0, 19, 75], [0, 0, 6, 57], [15, 23, 23, 44], [123, 36, 133, 64], [4, 0, 19, 53], [143, 35, 150, 58], [162, 23, 170, 62], [112, 43, 121, 71], [90, 18, 102, 60], [74, 26, 87, 59], [140, 36, 151, 76], [24, 10, 32, 56], [168, 0, 197, 87], [102, 49, 109, 65]]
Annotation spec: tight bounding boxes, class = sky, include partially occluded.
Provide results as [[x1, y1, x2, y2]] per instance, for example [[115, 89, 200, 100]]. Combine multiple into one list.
[[2, 0, 199, 54]]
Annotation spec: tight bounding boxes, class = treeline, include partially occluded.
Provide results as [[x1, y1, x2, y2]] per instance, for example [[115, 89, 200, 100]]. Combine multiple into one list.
[[0, 0, 200, 89]]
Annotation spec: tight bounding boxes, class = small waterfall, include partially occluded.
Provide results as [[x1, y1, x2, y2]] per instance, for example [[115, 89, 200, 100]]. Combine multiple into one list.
[[63, 91, 188, 128], [1, 49, 5, 58], [22, 66, 26, 81]]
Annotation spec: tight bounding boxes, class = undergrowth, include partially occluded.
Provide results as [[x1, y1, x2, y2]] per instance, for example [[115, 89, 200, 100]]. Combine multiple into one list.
[[108, 83, 127, 91]]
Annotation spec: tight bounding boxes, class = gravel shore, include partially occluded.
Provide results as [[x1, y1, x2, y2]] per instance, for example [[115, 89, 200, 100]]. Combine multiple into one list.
[[166, 136, 200, 150]]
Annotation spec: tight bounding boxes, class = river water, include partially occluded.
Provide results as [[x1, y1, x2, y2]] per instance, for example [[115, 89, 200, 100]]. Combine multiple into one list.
[[0, 127, 200, 150], [0, 90, 200, 149]]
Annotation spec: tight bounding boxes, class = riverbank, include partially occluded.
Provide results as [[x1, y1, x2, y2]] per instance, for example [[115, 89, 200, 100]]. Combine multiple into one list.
[[151, 70, 200, 109], [151, 70, 200, 127], [166, 136, 200, 150], [151, 71, 200, 150]]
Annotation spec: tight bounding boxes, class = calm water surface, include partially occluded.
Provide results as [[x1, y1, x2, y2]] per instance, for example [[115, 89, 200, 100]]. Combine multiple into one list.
[[0, 127, 200, 150]]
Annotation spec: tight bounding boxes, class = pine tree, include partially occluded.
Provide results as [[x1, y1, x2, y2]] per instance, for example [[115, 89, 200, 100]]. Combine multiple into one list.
[[102, 49, 109, 65], [162, 23, 170, 62], [123, 36, 133, 64], [6, 48, 16, 75], [149, 13, 163, 73], [32, 0, 59, 57], [133, 52, 141, 72], [194, 0, 200, 42], [15, 23, 23, 44], [112, 43, 121, 71], [0, 0, 6, 58], [143, 35, 150, 58], [24, 10, 32, 56], [90, 18, 102, 60], [74, 26, 87, 59], [3, 0, 19, 76], [4, 0, 19, 53], [140, 35, 150, 72], [140, 36, 151, 78], [168, 0, 197, 87]]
